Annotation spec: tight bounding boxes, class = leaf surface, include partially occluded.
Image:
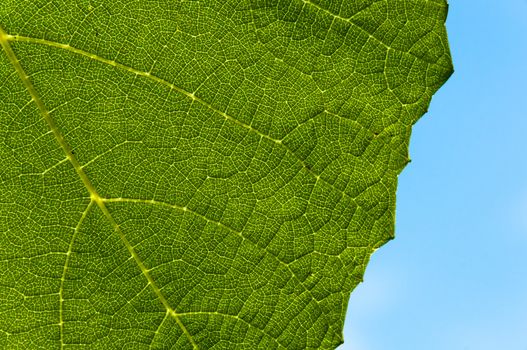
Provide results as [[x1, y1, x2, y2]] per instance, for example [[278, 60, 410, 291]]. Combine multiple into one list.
[[0, 1, 452, 349]]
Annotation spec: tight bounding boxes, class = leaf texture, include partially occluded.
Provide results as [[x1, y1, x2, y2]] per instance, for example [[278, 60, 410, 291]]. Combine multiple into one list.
[[0, 0, 452, 349]]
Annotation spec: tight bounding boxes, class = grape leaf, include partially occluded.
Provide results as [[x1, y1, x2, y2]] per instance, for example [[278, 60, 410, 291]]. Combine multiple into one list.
[[0, 0, 452, 349]]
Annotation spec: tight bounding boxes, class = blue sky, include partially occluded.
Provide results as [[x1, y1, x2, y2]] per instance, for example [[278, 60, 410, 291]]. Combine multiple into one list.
[[342, 1, 527, 349]]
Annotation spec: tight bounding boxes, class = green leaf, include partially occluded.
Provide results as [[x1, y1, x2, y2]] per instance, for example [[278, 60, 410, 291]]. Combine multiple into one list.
[[0, 0, 452, 348]]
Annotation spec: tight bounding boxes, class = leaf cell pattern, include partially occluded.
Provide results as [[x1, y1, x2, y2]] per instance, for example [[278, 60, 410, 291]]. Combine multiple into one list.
[[0, 0, 452, 349]]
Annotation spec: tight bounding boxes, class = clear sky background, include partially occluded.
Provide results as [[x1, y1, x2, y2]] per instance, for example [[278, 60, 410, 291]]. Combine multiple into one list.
[[341, 1, 527, 349]]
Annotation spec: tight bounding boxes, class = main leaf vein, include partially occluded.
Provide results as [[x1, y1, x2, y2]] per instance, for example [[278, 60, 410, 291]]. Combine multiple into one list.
[[0, 25, 198, 350]]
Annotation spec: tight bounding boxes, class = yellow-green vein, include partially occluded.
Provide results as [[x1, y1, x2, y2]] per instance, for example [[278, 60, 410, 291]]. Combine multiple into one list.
[[300, 0, 446, 66], [59, 200, 93, 349], [5, 33, 387, 208]]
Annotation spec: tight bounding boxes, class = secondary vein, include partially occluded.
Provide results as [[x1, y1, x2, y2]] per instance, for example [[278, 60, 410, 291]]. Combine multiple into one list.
[[59, 200, 94, 349], [5, 33, 383, 208]]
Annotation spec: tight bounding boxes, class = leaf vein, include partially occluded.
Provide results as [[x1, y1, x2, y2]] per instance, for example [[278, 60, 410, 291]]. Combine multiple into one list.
[[102, 196, 341, 340], [7, 33, 376, 207], [300, 0, 447, 66], [59, 200, 93, 349]]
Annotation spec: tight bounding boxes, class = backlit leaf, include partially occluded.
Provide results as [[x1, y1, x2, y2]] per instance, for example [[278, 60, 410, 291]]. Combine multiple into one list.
[[0, 1, 452, 348]]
